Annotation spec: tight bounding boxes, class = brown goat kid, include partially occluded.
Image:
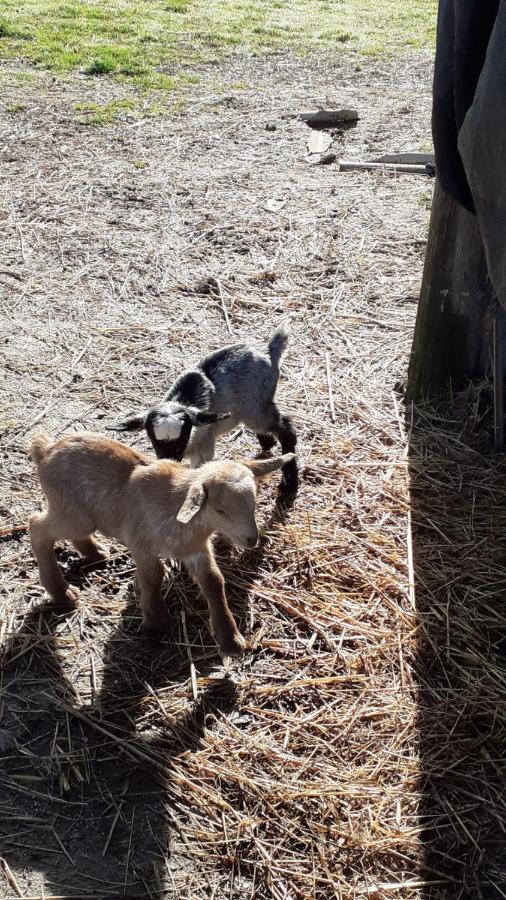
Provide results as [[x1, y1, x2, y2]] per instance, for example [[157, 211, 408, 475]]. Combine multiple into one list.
[[28, 433, 294, 657]]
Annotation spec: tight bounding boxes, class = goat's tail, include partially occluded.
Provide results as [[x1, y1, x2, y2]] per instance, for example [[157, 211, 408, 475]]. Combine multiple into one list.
[[267, 323, 290, 366], [28, 433, 51, 467]]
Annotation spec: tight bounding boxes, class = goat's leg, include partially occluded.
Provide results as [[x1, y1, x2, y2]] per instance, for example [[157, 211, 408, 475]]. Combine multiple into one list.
[[29, 513, 80, 608], [265, 407, 298, 493], [184, 548, 246, 657], [256, 432, 277, 454], [134, 556, 169, 630], [72, 536, 108, 563], [188, 433, 216, 469]]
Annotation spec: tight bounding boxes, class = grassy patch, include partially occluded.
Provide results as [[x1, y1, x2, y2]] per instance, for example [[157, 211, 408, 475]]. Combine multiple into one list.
[[74, 97, 136, 123], [0, 1, 436, 115], [164, 0, 191, 10], [6, 101, 27, 114], [84, 55, 118, 76], [0, 18, 32, 40], [0, 1, 436, 74]]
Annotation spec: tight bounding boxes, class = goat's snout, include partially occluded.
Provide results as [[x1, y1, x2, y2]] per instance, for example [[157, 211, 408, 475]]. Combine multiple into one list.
[[240, 525, 259, 549], [229, 524, 259, 550]]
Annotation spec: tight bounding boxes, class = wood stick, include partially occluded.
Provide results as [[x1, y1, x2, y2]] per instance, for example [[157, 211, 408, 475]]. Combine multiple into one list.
[[407, 510, 416, 611], [339, 160, 435, 176], [216, 279, 232, 335], [124, 806, 135, 892], [0, 524, 27, 538], [16, 224, 27, 262], [40, 692, 166, 772], [0, 857, 23, 897], [325, 352, 336, 423], [299, 109, 358, 126], [493, 305, 504, 451]]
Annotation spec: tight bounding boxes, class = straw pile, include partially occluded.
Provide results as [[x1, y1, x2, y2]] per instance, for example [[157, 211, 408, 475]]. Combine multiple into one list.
[[1, 49, 503, 898]]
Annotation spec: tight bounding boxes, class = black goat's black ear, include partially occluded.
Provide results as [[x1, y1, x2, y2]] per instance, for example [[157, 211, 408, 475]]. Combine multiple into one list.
[[190, 411, 231, 427], [105, 412, 147, 432]]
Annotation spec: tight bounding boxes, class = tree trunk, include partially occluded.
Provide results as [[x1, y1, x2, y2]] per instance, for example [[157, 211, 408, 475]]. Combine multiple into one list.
[[407, 178, 495, 399]]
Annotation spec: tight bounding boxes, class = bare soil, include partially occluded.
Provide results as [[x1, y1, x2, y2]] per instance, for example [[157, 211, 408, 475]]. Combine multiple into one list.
[[4, 49, 499, 900]]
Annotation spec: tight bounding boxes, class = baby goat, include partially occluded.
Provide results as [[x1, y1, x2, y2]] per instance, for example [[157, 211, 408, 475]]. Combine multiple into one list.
[[107, 324, 298, 492], [28, 432, 293, 657]]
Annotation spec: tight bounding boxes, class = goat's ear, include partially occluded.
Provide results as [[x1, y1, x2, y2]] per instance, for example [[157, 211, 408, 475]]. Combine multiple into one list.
[[176, 482, 207, 524], [188, 410, 231, 427], [105, 412, 147, 433], [244, 453, 296, 479]]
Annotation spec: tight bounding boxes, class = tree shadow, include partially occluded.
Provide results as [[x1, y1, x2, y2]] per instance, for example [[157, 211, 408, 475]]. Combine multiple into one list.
[[406, 384, 506, 899]]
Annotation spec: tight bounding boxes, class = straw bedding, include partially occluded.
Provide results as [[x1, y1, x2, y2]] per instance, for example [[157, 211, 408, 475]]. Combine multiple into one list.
[[1, 50, 504, 898]]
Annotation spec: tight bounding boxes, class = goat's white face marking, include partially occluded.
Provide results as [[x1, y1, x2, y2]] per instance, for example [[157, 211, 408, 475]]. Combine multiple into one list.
[[153, 415, 184, 441]]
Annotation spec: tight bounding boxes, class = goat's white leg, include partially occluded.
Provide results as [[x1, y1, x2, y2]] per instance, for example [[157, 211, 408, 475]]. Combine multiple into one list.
[[189, 434, 216, 469]]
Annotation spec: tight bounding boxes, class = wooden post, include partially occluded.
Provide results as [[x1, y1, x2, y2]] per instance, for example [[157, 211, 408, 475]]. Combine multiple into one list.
[[493, 306, 504, 450], [407, 179, 495, 399]]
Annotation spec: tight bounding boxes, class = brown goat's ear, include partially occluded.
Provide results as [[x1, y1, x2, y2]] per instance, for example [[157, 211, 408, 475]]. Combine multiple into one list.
[[244, 453, 296, 479], [176, 482, 207, 523]]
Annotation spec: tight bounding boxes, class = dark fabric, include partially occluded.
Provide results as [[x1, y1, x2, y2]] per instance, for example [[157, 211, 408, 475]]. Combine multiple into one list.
[[432, 0, 500, 212], [459, 1, 506, 308]]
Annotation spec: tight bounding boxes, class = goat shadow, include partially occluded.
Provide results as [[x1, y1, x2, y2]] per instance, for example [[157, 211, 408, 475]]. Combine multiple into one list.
[[0, 484, 295, 897], [406, 385, 506, 899], [0, 580, 237, 896], [212, 484, 297, 641]]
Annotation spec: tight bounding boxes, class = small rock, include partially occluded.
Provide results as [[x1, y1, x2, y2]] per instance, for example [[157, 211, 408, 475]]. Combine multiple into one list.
[[310, 152, 337, 166], [265, 197, 287, 212], [306, 130, 332, 155]]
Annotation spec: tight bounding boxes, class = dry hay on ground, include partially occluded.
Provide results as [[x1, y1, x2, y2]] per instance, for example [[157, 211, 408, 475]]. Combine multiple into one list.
[[0, 50, 504, 899]]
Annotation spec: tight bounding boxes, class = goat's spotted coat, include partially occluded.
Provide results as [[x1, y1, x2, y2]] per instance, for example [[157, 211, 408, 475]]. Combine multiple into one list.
[[108, 324, 298, 491]]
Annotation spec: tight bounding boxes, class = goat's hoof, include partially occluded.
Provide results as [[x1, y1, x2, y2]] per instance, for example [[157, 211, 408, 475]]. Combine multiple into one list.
[[87, 545, 108, 563], [279, 475, 298, 499], [219, 631, 248, 658], [53, 585, 80, 609], [142, 612, 170, 632]]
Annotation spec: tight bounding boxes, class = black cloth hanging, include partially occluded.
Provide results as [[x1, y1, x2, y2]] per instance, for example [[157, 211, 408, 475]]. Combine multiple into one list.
[[458, 2, 506, 308], [432, 0, 500, 213]]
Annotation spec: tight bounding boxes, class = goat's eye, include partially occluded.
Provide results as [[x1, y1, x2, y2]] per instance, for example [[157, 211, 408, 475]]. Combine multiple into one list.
[[216, 508, 225, 515]]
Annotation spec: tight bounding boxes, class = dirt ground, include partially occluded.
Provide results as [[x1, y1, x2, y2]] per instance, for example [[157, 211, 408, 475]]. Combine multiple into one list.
[[2, 49, 503, 900]]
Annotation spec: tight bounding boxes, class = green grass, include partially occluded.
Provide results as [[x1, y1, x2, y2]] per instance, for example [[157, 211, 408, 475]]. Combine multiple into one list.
[[6, 101, 27, 113], [74, 97, 136, 123], [0, 1, 436, 120], [84, 55, 118, 76]]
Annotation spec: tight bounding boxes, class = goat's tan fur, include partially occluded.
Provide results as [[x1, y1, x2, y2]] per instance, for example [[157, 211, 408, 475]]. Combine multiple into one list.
[[28, 432, 293, 657]]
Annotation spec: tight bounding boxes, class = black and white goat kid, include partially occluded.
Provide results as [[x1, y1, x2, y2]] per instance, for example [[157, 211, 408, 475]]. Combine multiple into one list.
[[108, 325, 298, 492]]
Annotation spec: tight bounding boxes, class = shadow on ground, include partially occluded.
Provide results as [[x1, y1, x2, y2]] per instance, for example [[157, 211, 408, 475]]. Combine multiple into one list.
[[0, 485, 293, 897], [0, 594, 237, 897], [407, 384, 506, 899]]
